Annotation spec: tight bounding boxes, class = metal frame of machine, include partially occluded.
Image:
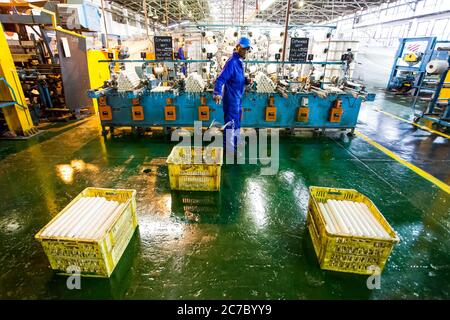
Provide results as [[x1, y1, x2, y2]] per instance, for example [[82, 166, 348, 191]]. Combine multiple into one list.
[[412, 40, 450, 128], [387, 37, 437, 95]]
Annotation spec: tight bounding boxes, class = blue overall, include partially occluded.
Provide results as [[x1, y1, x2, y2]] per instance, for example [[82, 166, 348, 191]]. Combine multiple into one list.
[[213, 52, 246, 152], [178, 47, 187, 76]]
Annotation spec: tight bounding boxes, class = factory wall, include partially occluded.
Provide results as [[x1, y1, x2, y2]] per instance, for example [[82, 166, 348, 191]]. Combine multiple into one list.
[[87, 0, 148, 39], [328, 0, 450, 89]]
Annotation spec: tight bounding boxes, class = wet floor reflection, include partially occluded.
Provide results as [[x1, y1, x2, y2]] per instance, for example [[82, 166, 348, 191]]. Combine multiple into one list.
[[170, 191, 229, 225]]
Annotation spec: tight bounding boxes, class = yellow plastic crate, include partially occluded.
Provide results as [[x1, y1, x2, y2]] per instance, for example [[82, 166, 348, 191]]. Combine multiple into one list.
[[35, 187, 138, 278], [307, 186, 399, 275], [167, 146, 223, 191]]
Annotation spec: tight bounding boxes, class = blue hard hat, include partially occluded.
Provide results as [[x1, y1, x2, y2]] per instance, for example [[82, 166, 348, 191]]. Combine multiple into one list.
[[237, 37, 251, 49]]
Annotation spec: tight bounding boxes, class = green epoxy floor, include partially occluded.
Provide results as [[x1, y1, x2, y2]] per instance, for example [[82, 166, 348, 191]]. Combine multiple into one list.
[[0, 102, 449, 299]]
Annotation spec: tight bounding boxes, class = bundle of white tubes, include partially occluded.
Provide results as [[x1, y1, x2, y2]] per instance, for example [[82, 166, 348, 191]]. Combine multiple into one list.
[[40, 196, 125, 240], [185, 72, 206, 92], [318, 200, 391, 239], [117, 69, 141, 91], [255, 71, 276, 93]]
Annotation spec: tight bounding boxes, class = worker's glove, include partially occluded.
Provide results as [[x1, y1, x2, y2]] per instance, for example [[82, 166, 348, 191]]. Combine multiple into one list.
[[213, 95, 222, 105]]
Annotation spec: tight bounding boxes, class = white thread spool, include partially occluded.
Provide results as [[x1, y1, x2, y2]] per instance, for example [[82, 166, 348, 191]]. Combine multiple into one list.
[[426, 60, 449, 75]]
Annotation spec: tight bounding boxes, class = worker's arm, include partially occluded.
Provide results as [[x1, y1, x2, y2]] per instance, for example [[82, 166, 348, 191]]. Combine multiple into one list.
[[213, 59, 234, 104]]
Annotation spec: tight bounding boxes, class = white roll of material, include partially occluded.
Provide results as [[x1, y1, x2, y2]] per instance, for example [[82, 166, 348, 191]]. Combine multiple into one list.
[[426, 60, 449, 75]]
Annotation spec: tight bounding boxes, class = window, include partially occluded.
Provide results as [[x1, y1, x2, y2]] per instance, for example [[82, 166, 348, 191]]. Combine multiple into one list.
[[415, 21, 429, 36], [111, 11, 127, 24], [424, 0, 436, 7], [431, 19, 449, 37]]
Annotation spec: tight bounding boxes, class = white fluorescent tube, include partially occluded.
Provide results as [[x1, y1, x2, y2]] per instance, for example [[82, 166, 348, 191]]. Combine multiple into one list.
[[42, 198, 88, 237], [337, 200, 364, 236], [61, 197, 101, 238], [318, 202, 336, 233], [347, 201, 379, 237], [343, 201, 372, 237], [324, 203, 342, 234], [50, 197, 95, 237], [68, 198, 106, 238], [358, 203, 391, 239], [82, 201, 118, 239], [330, 200, 355, 235], [92, 203, 125, 240], [76, 199, 110, 238], [327, 200, 350, 235]]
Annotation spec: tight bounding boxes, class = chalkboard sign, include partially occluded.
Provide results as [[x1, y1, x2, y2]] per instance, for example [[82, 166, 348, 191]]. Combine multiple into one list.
[[289, 37, 309, 62], [154, 36, 173, 60]]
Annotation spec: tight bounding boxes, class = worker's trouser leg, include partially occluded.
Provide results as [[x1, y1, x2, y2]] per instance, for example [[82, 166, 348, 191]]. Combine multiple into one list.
[[224, 109, 241, 154]]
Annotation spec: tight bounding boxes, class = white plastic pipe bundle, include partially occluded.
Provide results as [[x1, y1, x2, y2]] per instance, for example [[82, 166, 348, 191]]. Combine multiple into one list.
[[117, 68, 141, 91], [255, 71, 276, 93], [426, 60, 449, 75], [150, 85, 172, 92], [318, 200, 391, 239], [40, 196, 124, 240], [185, 72, 206, 92]]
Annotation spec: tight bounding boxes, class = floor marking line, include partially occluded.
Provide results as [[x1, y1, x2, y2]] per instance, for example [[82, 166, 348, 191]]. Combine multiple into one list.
[[374, 108, 450, 139], [330, 137, 407, 198], [355, 130, 450, 194]]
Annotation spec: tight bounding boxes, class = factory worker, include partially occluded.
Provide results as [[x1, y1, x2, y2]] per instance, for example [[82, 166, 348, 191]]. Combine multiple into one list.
[[177, 41, 187, 76], [213, 37, 252, 156]]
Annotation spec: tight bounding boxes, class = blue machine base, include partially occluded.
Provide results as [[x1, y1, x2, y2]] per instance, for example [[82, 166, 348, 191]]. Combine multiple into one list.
[[96, 91, 367, 131]]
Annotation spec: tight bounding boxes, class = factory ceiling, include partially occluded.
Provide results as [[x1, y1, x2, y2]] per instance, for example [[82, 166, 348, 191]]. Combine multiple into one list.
[[109, 0, 387, 26]]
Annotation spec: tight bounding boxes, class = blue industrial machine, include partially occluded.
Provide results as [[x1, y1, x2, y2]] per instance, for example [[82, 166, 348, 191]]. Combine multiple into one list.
[[387, 37, 437, 94], [88, 53, 375, 135], [412, 41, 450, 129]]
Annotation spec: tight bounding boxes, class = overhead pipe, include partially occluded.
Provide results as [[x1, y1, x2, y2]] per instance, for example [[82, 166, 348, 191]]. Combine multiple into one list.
[[281, 0, 292, 64]]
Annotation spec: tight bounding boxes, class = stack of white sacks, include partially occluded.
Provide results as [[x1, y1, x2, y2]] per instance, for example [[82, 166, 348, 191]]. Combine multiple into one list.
[[40, 197, 125, 239], [185, 72, 206, 93], [255, 71, 276, 93], [318, 200, 391, 238], [117, 68, 141, 91]]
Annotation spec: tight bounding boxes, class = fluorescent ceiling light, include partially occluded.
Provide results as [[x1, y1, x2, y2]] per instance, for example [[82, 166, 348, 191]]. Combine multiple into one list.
[[260, 0, 276, 11]]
